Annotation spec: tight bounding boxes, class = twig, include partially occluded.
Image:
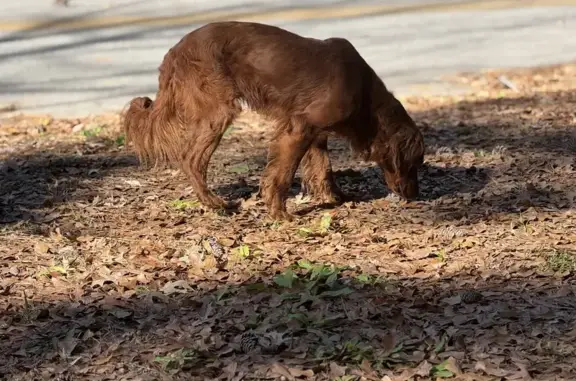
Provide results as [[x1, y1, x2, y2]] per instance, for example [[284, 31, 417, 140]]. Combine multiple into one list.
[[498, 75, 520, 92]]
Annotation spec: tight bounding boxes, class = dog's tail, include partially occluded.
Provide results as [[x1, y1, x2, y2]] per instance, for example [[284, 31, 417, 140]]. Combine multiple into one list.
[[123, 95, 184, 169], [122, 96, 152, 158]]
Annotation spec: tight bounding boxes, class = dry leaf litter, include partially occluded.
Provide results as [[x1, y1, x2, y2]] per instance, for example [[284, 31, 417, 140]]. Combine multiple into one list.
[[0, 62, 575, 380]]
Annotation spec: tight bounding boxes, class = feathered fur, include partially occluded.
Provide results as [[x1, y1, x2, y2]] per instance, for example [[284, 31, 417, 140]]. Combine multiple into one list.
[[123, 21, 425, 220]]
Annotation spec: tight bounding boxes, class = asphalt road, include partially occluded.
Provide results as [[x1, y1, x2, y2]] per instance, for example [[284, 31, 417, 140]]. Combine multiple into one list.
[[0, 0, 575, 117]]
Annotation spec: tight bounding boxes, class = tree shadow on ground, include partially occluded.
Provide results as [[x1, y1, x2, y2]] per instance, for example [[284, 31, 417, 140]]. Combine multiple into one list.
[[1, 81, 575, 380], [1, 266, 575, 380], [0, 141, 138, 225], [412, 91, 576, 157], [1, 90, 574, 228], [213, 162, 491, 203], [213, 89, 575, 222]]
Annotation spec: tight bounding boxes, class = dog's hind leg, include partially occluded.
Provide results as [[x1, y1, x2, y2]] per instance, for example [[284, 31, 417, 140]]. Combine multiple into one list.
[[181, 112, 239, 210], [175, 62, 243, 211], [260, 118, 317, 221], [300, 134, 346, 204]]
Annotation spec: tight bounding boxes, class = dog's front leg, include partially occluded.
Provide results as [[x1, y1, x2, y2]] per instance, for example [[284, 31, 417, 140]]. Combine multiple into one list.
[[260, 119, 316, 221], [300, 134, 347, 204]]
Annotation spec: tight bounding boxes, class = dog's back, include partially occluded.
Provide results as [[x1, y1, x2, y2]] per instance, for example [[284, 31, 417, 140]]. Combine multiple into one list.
[[159, 21, 379, 128]]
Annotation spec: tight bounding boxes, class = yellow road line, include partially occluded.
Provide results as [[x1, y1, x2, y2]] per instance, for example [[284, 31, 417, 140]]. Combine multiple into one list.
[[0, 0, 575, 32]]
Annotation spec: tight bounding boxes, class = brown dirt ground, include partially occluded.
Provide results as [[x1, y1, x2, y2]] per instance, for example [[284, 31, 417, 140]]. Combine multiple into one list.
[[1, 62, 575, 381]]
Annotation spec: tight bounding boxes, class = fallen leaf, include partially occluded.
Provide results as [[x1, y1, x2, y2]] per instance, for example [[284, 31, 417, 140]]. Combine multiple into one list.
[[160, 280, 192, 295], [444, 357, 462, 375], [124, 179, 142, 187], [382, 331, 396, 354], [329, 362, 347, 378], [394, 360, 434, 381], [415, 361, 433, 377], [222, 361, 238, 381], [507, 361, 533, 380], [107, 307, 132, 319], [288, 367, 314, 378], [318, 287, 354, 298], [442, 294, 462, 305], [56, 329, 79, 358], [34, 242, 51, 255], [268, 362, 294, 380], [475, 361, 511, 377]]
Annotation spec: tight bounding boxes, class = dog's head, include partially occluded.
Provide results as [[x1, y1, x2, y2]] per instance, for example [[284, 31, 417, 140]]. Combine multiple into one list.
[[370, 102, 425, 200], [375, 127, 424, 200]]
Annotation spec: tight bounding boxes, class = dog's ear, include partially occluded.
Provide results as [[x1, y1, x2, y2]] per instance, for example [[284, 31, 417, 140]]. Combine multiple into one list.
[[390, 128, 425, 172], [369, 131, 401, 172], [369, 131, 419, 178], [388, 135, 403, 173]]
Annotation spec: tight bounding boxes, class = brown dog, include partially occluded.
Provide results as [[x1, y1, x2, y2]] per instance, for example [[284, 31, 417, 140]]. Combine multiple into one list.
[[123, 21, 425, 220]]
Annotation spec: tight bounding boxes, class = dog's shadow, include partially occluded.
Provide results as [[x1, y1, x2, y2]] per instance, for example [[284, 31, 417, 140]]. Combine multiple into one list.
[[212, 162, 490, 216]]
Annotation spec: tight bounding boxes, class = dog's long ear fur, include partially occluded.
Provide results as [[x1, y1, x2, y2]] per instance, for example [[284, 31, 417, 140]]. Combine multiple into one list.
[[388, 127, 425, 173], [369, 94, 425, 173]]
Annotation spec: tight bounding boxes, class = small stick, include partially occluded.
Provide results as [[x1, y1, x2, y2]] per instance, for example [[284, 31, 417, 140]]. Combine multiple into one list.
[[497, 75, 520, 92]]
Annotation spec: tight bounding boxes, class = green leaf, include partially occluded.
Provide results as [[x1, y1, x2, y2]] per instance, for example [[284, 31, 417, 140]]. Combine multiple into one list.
[[309, 266, 321, 280], [433, 369, 455, 378], [325, 271, 339, 288], [281, 292, 301, 301], [287, 313, 309, 323], [390, 342, 404, 354], [311, 264, 334, 280], [434, 334, 447, 353], [355, 273, 371, 283], [215, 287, 230, 301], [228, 163, 250, 174], [319, 213, 332, 232], [82, 124, 104, 137], [245, 282, 267, 291], [297, 259, 314, 270], [297, 227, 313, 238], [49, 265, 68, 275], [305, 278, 320, 295], [274, 268, 296, 288], [432, 360, 456, 378], [115, 134, 126, 146], [154, 355, 172, 365], [233, 244, 250, 258], [169, 199, 200, 210], [318, 287, 354, 298]]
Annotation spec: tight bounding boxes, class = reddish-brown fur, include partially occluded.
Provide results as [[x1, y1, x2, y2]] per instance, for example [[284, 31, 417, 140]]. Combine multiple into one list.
[[123, 21, 425, 220]]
